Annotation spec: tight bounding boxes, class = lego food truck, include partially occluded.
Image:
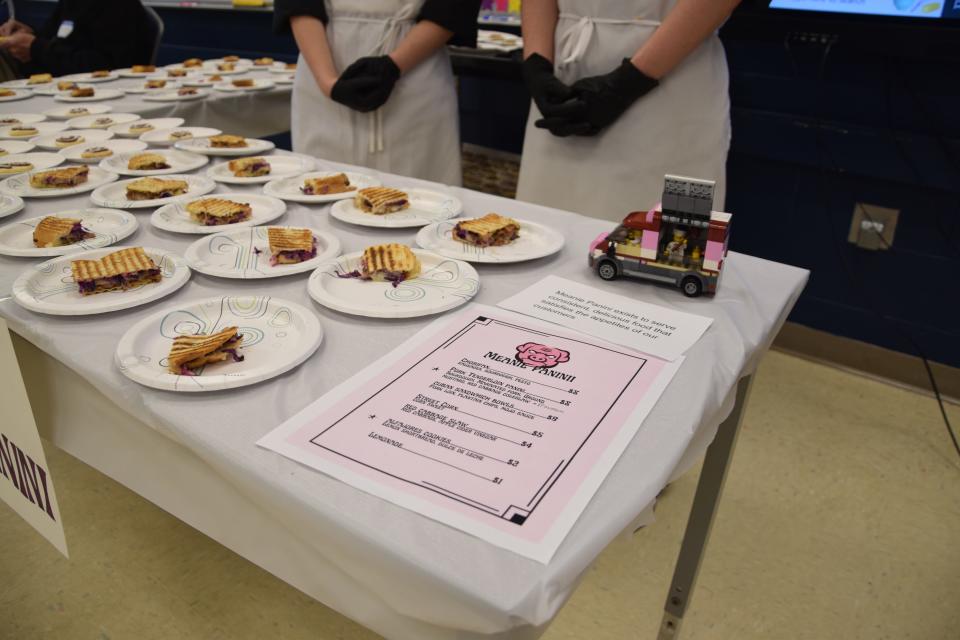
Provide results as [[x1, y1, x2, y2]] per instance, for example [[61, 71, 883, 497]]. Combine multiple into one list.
[[588, 175, 732, 297]]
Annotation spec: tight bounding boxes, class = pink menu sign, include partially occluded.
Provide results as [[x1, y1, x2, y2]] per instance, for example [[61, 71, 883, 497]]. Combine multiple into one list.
[[258, 305, 681, 563]]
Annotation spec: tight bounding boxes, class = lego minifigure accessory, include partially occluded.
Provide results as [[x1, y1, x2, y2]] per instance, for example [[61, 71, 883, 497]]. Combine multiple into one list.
[[522, 53, 581, 120], [536, 58, 659, 137], [331, 55, 401, 113]]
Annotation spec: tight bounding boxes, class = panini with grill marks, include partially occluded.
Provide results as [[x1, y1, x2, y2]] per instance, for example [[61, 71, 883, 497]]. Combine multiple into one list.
[[452, 213, 520, 247], [126, 177, 188, 200], [268, 227, 316, 265], [358, 243, 420, 285], [167, 326, 244, 375], [29, 165, 89, 189], [71, 247, 161, 295], [33, 216, 95, 248], [228, 157, 270, 177], [354, 187, 409, 215], [127, 153, 169, 171], [185, 198, 252, 226], [301, 173, 352, 195]]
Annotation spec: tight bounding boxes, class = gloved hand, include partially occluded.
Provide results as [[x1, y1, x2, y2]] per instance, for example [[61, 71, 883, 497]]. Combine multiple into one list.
[[331, 55, 401, 113], [535, 59, 658, 137], [522, 53, 583, 120]]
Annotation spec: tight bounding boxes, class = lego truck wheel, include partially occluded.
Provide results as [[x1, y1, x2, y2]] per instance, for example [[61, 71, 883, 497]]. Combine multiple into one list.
[[681, 276, 703, 298], [596, 259, 619, 281]]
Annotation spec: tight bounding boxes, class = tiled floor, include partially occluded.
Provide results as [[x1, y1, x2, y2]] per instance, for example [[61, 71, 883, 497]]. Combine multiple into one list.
[[3, 350, 958, 639]]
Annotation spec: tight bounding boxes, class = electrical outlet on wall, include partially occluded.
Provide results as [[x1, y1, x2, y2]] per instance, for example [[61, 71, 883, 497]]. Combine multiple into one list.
[[848, 203, 899, 251]]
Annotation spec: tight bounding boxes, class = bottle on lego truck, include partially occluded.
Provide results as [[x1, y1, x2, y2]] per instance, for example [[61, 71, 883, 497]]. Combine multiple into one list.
[[588, 175, 732, 297]]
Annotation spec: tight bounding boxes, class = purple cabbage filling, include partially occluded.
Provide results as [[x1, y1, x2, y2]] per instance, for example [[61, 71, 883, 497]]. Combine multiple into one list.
[[335, 269, 362, 279], [222, 348, 245, 362]]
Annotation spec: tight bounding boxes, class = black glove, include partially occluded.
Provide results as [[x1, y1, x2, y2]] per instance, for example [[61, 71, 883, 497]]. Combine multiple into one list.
[[331, 55, 401, 113], [522, 53, 583, 120], [535, 59, 658, 137]]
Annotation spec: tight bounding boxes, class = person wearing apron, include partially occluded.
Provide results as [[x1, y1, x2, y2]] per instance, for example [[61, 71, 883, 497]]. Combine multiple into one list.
[[517, 0, 739, 221], [274, 1, 481, 186]]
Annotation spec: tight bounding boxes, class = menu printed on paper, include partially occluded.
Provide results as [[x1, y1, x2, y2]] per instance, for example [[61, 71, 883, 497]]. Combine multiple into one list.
[[259, 306, 680, 562]]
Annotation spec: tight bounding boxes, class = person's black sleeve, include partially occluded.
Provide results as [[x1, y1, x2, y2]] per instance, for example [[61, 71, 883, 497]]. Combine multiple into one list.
[[273, 0, 328, 35], [417, 0, 481, 47]]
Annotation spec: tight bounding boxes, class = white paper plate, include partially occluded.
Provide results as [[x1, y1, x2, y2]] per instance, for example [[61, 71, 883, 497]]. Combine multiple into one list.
[[142, 89, 209, 102], [28, 85, 60, 96], [1, 79, 47, 88], [151, 193, 286, 235], [100, 149, 208, 176], [115, 295, 322, 392], [308, 250, 479, 318], [0, 122, 68, 139], [44, 103, 112, 120], [329, 188, 462, 228], [0, 194, 24, 219], [59, 71, 120, 83], [0, 165, 118, 199], [61, 140, 149, 164], [180, 76, 217, 88], [174, 137, 275, 156], [0, 113, 46, 125], [0, 90, 32, 102], [140, 127, 221, 147], [213, 79, 275, 92], [0, 140, 36, 155], [0, 209, 139, 257], [116, 68, 164, 78], [66, 112, 139, 129], [12, 245, 190, 316], [54, 88, 124, 102], [270, 62, 297, 73], [0, 152, 64, 174], [33, 128, 114, 151], [90, 174, 216, 209], [108, 117, 184, 138], [206, 154, 314, 185], [184, 226, 340, 279], [415, 218, 566, 264], [121, 80, 182, 94], [262, 170, 378, 203]]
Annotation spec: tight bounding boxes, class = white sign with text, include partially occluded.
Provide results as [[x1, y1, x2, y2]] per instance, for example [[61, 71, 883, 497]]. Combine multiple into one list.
[[0, 319, 68, 557], [497, 276, 713, 362]]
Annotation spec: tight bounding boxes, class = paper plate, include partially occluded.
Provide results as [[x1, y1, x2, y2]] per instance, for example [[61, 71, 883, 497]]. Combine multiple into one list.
[[329, 188, 462, 228], [33, 128, 114, 151], [174, 137, 275, 156], [54, 88, 124, 102], [206, 155, 314, 185], [66, 112, 140, 129], [180, 76, 218, 88], [184, 226, 340, 279], [415, 218, 566, 264], [60, 140, 149, 164], [0, 165, 118, 199], [270, 62, 297, 73], [0, 152, 64, 174], [2, 79, 47, 89], [90, 174, 216, 209], [262, 170, 379, 203], [43, 103, 112, 120], [308, 250, 479, 318], [12, 245, 190, 316], [140, 126, 221, 147], [121, 80, 182, 94], [116, 68, 164, 78], [142, 89, 209, 102], [0, 194, 24, 220], [151, 193, 286, 235], [0, 113, 46, 125], [0, 140, 36, 155], [108, 117, 185, 138], [213, 79, 275, 92], [0, 209, 139, 257], [115, 295, 322, 392], [0, 90, 32, 102], [0, 122, 68, 139], [100, 149, 208, 176], [273, 74, 294, 85], [59, 71, 120, 83]]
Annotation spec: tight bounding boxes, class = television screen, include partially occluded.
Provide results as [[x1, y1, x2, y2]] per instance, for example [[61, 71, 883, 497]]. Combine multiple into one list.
[[769, 0, 960, 20]]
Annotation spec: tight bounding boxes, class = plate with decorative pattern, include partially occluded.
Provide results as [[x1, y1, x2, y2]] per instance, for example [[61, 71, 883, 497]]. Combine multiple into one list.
[[0, 208, 139, 257], [184, 226, 340, 279], [329, 188, 462, 228], [415, 217, 565, 264]]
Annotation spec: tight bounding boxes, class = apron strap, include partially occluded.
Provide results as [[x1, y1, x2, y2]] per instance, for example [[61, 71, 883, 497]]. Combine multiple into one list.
[[556, 13, 661, 68]]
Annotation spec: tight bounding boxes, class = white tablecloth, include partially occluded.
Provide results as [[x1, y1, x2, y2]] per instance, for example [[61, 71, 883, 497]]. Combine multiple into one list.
[[0, 68, 292, 138], [0, 150, 808, 639]]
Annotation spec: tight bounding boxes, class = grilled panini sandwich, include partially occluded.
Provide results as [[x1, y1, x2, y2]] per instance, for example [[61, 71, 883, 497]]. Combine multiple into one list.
[[231, 78, 254, 88], [217, 62, 236, 72], [0, 118, 20, 125], [71, 87, 95, 98], [177, 87, 198, 96], [452, 213, 520, 247], [167, 326, 244, 376], [80, 146, 112, 159], [71, 247, 161, 295], [10, 126, 38, 137], [183, 58, 203, 68], [128, 122, 154, 135], [145, 79, 166, 89], [28, 73, 52, 84], [185, 198, 252, 226], [55, 134, 84, 148], [210, 134, 247, 148], [29, 165, 89, 189], [91, 70, 111, 78], [57, 81, 77, 92], [253, 57, 274, 66], [33, 216, 95, 247], [168, 68, 187, 78], [168, 130, 192, 141], [0, 89, 15, 97], [132, 64, 155, 73], [301, 173, 353, 195], [354, 187, 410, 215], [268, 227, 316, 265], [127, 153, 170, 171], [0, 162, 33, 175], [93, 117, 114, 127], [126, 177, 188, 200], [223, 55, 240, 62], [228, 157, 270, 177], [68, 107, 89, 115], [359, 243, 421, 285]]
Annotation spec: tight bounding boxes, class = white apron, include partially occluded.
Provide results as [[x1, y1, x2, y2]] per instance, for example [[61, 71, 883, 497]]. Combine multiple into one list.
[[292, 0, 463, 186], [516, 0, 731, 220]]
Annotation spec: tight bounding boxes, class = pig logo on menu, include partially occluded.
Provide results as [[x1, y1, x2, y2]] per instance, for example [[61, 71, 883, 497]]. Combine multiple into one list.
[[514, 343, 570, 369]]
